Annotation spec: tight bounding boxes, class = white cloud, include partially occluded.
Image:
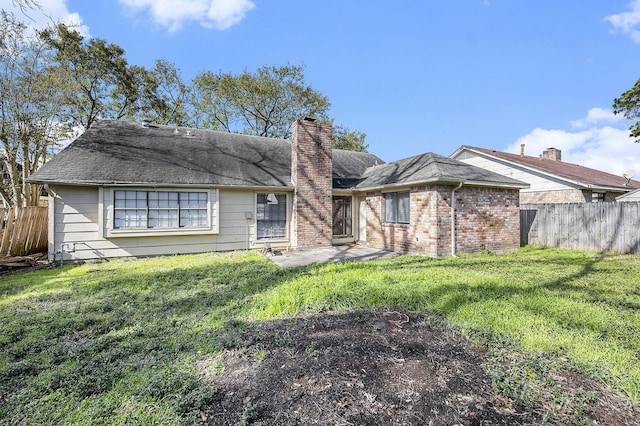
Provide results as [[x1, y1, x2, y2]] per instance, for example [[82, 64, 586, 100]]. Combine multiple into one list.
[[506, 109, 640, 176], [0, 0, 90, 36], [569, 107, 625, 129], [605, 0, 640, 43], [118, 0, 255, 32]]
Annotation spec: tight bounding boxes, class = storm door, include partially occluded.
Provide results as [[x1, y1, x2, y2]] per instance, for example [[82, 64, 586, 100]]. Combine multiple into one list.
[[332, 196, 352, 237]]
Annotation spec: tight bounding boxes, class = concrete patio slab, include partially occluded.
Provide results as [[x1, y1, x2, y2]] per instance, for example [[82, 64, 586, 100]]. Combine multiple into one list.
[[266, 245, 399, 268]]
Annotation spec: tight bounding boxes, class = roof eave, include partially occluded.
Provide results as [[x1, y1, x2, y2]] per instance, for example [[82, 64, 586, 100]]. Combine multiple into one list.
[[355, 178, 528, 192], [32, 179, 294, 191], [456, 147, 632, 190]]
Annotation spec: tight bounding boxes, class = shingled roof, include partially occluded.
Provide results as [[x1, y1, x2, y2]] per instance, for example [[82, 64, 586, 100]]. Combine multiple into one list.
[[30, 120, 530, 191], [355, 153, 529, 190], [454, 146, 640, 190], [29, 120, 383, 188]]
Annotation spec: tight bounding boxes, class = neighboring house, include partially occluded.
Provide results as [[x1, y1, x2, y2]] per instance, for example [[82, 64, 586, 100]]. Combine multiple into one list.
[[616, 188, 640, 202], [28, 119, 528, 262], [450, 145, 640, 204]]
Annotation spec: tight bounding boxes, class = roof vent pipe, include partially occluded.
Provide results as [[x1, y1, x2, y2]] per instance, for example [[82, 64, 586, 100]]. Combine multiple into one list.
[[520, 143, 525, 158], [141, 119, 151, 128]]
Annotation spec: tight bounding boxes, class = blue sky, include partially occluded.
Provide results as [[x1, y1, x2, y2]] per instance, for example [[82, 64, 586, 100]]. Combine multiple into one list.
[[5, 0, 640, 177]]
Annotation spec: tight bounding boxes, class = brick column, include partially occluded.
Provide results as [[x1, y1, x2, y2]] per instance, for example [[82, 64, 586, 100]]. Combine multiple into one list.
[[291, 118, 333, 248]]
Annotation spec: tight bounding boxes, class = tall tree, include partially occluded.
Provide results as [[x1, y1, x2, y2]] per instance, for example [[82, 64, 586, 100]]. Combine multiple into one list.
[[613, 78, 640, 142], [132, 59, 192, 126], [332, 125, 368, 152], [191, 64, 331, 139], [0, 11, 68, 208], [11, 0, 39, 12], [40, 24, 138, 129]]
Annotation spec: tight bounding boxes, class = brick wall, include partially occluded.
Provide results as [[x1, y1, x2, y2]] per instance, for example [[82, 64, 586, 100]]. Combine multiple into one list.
[[291, 118, 333, 248], [521, 189, 626, 204], [365, 185, 520, 256], [455, 186, 520, 254], [520, 189, 586, 204]]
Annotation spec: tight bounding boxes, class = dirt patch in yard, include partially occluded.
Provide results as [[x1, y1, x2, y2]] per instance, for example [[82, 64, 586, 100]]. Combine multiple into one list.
[[200, 310, 640, 426]]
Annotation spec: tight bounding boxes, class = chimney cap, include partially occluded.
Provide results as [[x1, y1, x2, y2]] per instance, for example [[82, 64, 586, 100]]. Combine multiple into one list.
[[303, 116, 316, 122]]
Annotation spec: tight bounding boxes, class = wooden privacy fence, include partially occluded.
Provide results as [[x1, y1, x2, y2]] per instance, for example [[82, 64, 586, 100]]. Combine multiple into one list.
[[0, 207, 48, 256], [521, 202, 640, 254]]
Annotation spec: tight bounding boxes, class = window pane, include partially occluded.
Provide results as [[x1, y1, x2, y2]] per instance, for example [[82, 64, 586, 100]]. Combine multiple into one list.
[[397, 191, 410, 224], [148, 209, 158, 227], [148, 192, 159, 208], [114, 190, 207, 230], [168, 192, 179, 208], [115, 191, 126, 208], [114, 209, 125, 228], [257, 193, 287, 239], [384, 193, 396, 223]]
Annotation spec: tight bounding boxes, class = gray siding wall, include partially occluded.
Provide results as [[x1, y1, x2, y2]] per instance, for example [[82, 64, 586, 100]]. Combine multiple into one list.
[[48, 185, 289, 262]]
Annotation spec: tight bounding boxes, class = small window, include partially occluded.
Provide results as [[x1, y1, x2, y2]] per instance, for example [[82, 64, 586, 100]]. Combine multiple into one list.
[[114, 190, 208, 229], [592, 192, 605, 203], [384, 191, 410, 224], [257, 193, 287, 239]]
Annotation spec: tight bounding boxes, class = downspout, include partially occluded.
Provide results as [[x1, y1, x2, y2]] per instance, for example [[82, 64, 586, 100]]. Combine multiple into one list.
[[451, 182, 464, 257]]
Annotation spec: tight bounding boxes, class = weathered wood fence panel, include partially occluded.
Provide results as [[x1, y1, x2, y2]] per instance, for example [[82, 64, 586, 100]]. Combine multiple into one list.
[[521, 202, 640, 254], [0, 207, 48, 256]]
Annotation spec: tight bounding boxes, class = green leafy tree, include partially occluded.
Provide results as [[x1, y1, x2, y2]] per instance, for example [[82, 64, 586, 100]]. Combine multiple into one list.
[[0, 12, 68, 208], [40, 24, 138, 129], [332, 125, 368, 152], [613, 78, 640, 142], [131, 59, 192, 126], [191, 64, 331, 139]]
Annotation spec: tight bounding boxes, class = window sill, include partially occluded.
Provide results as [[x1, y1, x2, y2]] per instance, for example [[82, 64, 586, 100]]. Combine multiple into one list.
[[106, 227, 218, 238]]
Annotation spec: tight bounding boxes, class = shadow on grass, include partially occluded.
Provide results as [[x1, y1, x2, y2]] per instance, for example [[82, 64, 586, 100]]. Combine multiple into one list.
[[0, 254, 300, 424], [1, 247, 638, 424]]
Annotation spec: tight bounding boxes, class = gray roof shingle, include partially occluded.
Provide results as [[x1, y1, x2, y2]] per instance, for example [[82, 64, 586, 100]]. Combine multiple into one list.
[[356, 153, 529, 189], [30, 120, 528, 191], [30, 120, 383, 188]]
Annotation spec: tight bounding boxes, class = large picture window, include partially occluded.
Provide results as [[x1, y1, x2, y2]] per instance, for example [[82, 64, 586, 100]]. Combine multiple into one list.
[[257, 193, 287, 239], [384, 191, 410, 224], [114, 190, 208, 229]]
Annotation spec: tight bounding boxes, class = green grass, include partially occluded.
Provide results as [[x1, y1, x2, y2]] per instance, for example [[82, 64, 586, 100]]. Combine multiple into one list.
[[1, 246, 639, 424]]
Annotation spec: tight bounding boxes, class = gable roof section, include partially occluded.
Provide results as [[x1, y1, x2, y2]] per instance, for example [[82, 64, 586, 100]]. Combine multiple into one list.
[[452, 146, 640, 191], [30, 120, 383, 188], [355, 153, 529, 190]]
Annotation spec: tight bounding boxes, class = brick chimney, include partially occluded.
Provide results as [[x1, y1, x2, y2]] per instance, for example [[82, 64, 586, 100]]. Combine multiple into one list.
[[542, 147, 561, 161], [291, 117, 333, 248]]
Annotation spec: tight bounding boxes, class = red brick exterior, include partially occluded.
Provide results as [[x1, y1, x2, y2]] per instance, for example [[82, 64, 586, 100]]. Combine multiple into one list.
[[364, 185, 520, 256], [520, 189, 622, 204], [291, 119, 333, 248]]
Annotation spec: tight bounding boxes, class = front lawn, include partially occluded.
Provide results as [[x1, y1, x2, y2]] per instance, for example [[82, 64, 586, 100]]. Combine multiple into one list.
[[1, 246, 638, 424]]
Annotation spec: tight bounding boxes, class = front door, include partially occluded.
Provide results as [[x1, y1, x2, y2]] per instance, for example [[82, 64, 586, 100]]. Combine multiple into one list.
[[332, 196, 352, 237]]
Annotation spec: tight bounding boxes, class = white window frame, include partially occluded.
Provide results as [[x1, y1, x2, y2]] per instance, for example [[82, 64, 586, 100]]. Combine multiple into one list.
[[101, 187, 219, 238]]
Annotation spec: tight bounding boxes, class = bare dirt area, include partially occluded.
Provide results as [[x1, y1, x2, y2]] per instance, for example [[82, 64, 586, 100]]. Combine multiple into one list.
[[201, 310, 640, 426]]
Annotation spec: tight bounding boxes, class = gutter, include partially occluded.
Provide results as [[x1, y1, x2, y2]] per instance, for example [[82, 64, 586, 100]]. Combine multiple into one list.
[[354, 178, 527, 193], [451, 182, 464, 257], [26, 180, 295, 191]]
